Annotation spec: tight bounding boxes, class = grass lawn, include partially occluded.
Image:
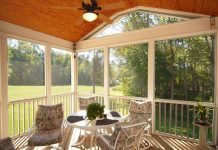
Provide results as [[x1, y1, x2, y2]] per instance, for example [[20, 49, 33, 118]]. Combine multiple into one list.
[[8, 85, 122, 101]]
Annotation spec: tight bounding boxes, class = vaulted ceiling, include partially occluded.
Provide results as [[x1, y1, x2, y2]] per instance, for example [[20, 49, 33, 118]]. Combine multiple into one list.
[[0, 0, 218, 42]]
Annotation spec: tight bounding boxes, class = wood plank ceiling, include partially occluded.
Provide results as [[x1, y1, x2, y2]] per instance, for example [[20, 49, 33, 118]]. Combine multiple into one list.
[[0, 0, 218, 42]]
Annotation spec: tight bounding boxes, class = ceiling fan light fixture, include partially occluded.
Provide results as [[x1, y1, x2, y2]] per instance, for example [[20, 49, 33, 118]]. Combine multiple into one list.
[[83, 12, 97, 22]]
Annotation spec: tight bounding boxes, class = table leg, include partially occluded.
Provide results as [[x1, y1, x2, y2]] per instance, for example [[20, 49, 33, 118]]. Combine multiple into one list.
[[90, 135, 94, 150]]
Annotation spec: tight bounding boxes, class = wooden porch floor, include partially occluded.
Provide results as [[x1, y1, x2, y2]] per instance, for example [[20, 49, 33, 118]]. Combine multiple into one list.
[[13, 127, 216, 150]]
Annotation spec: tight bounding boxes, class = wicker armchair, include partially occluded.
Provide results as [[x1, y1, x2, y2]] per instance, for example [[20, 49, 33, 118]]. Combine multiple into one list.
[[0, 137, 15, 150], [97, 119, 148, 150], [78, 96, 96, 110], [27, 103, 64, 150], [122, 100, 152, 149]]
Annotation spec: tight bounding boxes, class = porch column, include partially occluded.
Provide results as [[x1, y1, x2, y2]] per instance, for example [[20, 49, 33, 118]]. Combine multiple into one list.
[[215, 31, 218, 146], [45, 45, 52, 105], [147, 39, 155, 133], [72, 46, 78, 112], [104, 46, 109, 109], [0, 32, 8, 137]]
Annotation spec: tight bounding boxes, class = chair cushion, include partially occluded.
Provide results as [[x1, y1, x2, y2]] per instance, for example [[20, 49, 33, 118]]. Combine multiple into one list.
[[110, 122, 128, 143], [0, 137, 15, 150], [129, 100, 151, 114], [28, 128, 62, 146], [35, 103, 63, 130], [97, 134, 112, 150], [79, 96, 96, 110]]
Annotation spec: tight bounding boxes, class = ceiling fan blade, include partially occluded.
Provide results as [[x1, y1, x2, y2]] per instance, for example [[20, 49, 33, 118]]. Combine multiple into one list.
[[101, 1, 126, 10], [52, 6, 79, 11], [98, 13, 113, 24], [75, 16, 84, 26], [83, 0, 92, 4]]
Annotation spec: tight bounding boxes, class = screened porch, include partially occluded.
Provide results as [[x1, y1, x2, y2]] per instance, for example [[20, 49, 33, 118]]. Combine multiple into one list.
[[0, 1, 218, 149]]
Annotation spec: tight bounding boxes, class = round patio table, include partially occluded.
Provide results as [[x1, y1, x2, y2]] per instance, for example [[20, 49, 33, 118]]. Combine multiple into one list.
[[67, 109, 122, 149]]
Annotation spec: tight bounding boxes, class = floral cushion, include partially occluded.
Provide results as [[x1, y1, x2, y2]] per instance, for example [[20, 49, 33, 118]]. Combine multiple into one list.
[[79, 96, 96, 110], [0, 137, 15, 150], [128, 100, 151, 122], [129, 100, 151, 114], [28, 128, 62, 146], [35, 103, 63, 130]]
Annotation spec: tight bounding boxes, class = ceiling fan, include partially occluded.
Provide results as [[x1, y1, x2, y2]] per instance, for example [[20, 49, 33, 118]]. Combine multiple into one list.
[[52, 0, 126, 26]]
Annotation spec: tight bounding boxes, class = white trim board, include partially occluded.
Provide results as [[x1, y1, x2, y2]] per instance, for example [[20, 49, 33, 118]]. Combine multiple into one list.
[[77, 17, 218, 50], [0, 20, 73, 51], [81, 6, 209, 41]]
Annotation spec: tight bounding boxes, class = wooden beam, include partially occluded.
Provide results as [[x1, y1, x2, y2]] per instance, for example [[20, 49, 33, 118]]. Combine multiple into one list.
[[0, 32, 8, 137], [104, 46, 109, 109], [45, 45, 52, 105], [147, 39, 155, 133], [214, 31, 218, 146], [72, 48, 78, 112], [77, 18, 213, 50]]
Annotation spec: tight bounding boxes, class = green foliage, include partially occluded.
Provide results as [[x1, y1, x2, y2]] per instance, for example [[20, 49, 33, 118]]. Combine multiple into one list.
[[77, 50, 104, 93], [7, 39, 71, 86], [195, 101, 212, 125], [155, 36, 214, 101], [86, 103, 105, 120]]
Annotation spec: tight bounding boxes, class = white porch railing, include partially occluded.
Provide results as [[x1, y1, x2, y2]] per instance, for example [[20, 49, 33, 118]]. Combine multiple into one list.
[[52, 92, 74, 117], [109, 95, 148, 116], [8, 92, 74, 137], [8, 97, 46, 137], [7, 93, 216, 144], [154, 99, 215, 143], [96, 95, 215, 143]]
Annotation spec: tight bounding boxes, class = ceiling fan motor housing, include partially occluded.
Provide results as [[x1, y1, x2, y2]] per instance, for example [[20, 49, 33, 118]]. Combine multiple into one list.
[[82, 0, 102, 13]]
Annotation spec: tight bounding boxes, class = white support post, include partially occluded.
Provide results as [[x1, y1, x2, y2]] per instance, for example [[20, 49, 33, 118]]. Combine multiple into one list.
[[104, 46, 109, 109], [0, 32, 8, 137], [72, 50, 78, 112], [214, 32, 218, 146], [45, 45, 52, 105], [147, 39, 155, 133]]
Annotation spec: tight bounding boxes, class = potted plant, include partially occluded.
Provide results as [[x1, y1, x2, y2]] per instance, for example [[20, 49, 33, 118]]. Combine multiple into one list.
[[194, 101, 212, 126], [86, 103, 105, 121]]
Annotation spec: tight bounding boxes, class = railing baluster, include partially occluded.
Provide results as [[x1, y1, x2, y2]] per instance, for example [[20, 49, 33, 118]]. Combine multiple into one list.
[[193, 106, 196, 138], [122, 99, 124, 115], [65, 95, 67, 116], [32, 101, 35, 127], [175, 104, 178, 136], [12, 104, 15, 136], [28, 101, 30, 130], [70, 94, 72, 113], [187, 105, 190, 138], [111, 98, 113, 110], [18, 103, 20, 135], [119, 98, 121, 113], [164, 103, 166, 132], [181, 104, 184, 137], [159, 102, 161, 132], [23, 102, 25, 133], [169, 103, 172, 134]]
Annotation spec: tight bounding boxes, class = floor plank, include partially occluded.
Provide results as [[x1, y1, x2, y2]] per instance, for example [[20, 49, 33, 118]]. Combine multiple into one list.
[[13, 128, 216, 150]]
